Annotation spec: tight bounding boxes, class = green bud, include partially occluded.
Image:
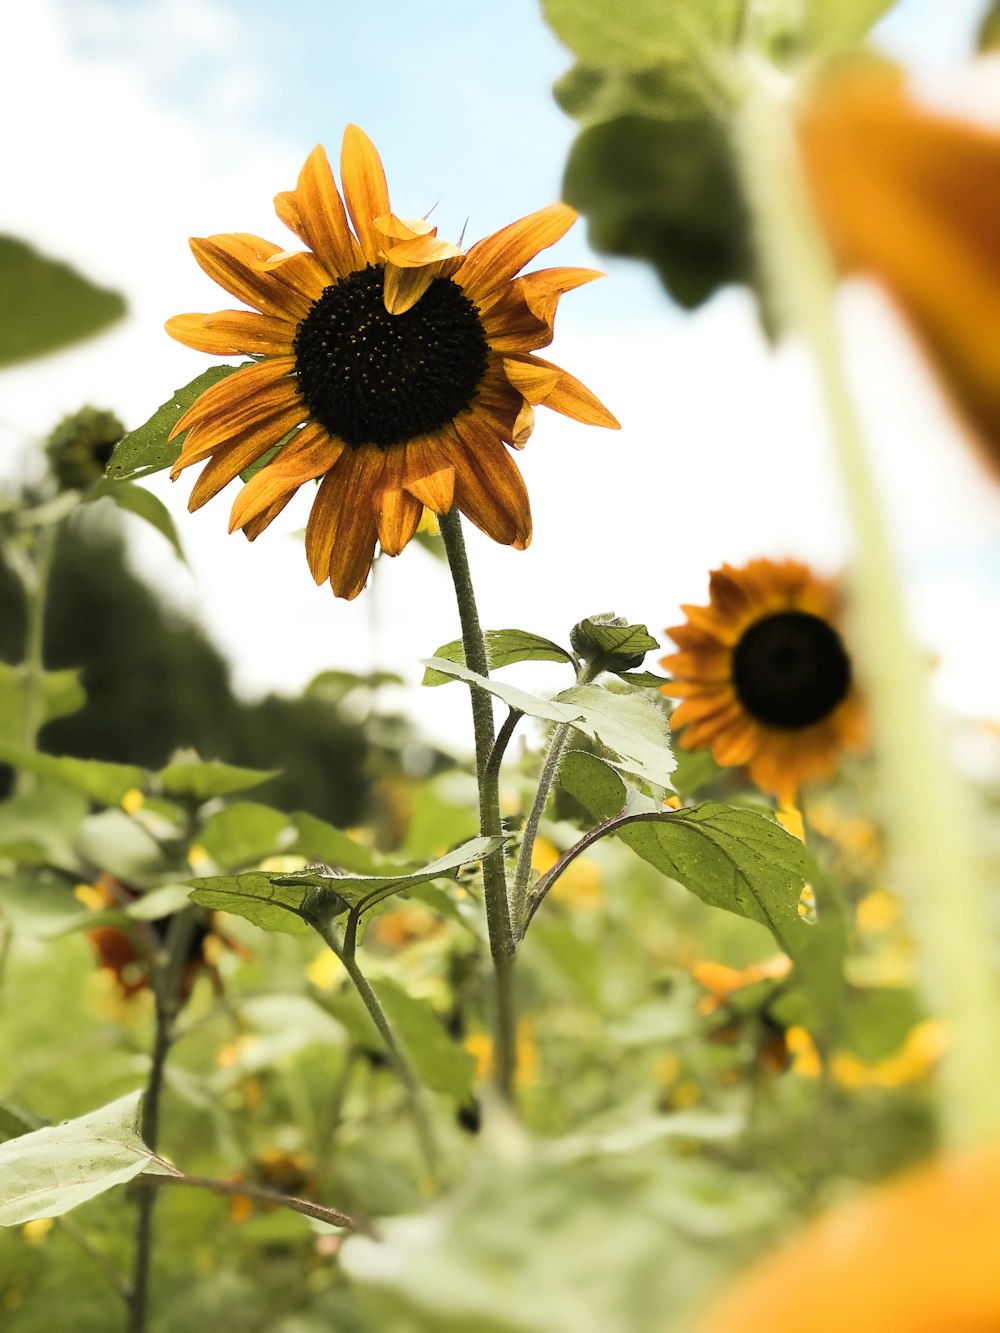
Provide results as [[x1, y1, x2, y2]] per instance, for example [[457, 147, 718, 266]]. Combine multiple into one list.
[[569, 613, 659, 674], [45, 406, 124, 491]]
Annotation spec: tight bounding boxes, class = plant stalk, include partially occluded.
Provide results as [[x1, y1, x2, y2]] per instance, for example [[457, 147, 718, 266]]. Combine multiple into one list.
[[733, 63, 1000, 1146]]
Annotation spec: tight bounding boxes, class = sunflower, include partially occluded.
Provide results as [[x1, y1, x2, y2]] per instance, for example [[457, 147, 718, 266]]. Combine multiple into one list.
[[660, 559, 866, 803], [165, 126, 619, 599], [799, 65, 1000, 478]]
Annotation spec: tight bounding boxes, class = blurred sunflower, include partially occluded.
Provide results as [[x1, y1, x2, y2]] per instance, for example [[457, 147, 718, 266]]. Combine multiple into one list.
[[660, 559, 866, 803], [166, 126, 618, 599], [799, 65, 1000, 477], [699, 1142, 1000, 1332]]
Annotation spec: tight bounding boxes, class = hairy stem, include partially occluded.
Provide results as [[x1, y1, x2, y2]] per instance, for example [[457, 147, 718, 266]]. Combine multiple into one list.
[[438, 507, 517, 1098], [734, 62, 1000, 1145], [149, 1170, 368, 1235]]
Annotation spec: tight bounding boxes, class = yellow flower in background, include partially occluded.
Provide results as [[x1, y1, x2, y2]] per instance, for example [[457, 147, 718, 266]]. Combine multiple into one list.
[[699, 1142, 1000, 1332], [800, 65, 1000, 479], [465, 1019, 540, 1088], [661, 559, 866, 804], [531, 835, 603, 910], [166, 126, 618, 599]]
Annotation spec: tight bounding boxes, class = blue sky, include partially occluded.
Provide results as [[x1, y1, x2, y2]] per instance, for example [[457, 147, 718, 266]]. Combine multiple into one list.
[[4, 0, 999, 732]]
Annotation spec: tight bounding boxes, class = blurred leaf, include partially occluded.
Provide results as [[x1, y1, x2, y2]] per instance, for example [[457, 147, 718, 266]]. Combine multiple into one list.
[[0, 1104, 43, 1145], [0, 1091, 177, 1226], [670, 743, 725, 796], [199, 802, 297, 871], [981, 0, 1000, 49], [0, 745, 147, 806], [803, 0, 897, 48], [157, 755, 279, 800], [0, 784, 88, 869], [76, 809, 168, 884], [0, 868, 91, 939], [0, 236, 126, 368], [107, 365, 246, 481], [0, 663, 86, 744], [563, 114, 751, 309], [839, 987, 924, 1062], [541, 0, 741, 66], [306, 669, 405, 705], [555, 61, 710, 125], [85, 480, 186, 563], [291, 811, 382, 874], [422, 629, 575, 686], [372, 977, 475, 1101]]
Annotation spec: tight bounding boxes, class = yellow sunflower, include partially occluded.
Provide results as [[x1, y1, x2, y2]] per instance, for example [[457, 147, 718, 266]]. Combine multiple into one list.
[[660, 559, 866, 803], [165, 126, 619, 598]]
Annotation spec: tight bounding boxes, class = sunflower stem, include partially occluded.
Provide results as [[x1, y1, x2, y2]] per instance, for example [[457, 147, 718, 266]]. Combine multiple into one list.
[[438, 507, 517, 1100], [15, 522, 58, 794], [733, 61, 1000, 1147]]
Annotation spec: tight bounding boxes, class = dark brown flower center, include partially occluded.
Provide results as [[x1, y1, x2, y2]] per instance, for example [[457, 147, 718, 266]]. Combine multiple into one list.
[[731, 611, 851, 729], [293, 264, 489, 448]]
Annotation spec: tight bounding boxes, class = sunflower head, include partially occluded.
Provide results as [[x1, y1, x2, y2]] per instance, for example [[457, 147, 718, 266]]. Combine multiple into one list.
[[660, 558, 866, 803], [46, 406, 124, 491], [165, 126, 618, 599]]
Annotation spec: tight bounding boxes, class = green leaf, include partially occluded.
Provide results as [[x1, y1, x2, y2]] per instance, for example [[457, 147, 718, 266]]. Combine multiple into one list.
[[371, 977, 475, 1101], [199, 802, 297, 871], [190, 836, 504, 934], [0, 236, 126, 368], [85, 479, 186, 562], [0, 745, 147, 806], [558, 752, 841, 1014], [569, 614, 658, 673], [0, 1104, 43, 1146], [422, 629, 575, 686], [75, 809, 167, 884], [107, 365, 247, 481], [0, 1091, 177, 1226], [0, 868, 92, 939], [0, 785, 89, 869], [803, 0, 897, 48], [422, 658, 579, 721], [157, 755, 279, 800], [563, 113, 752, 310], [187, 872, 316, 934], [617, 671, 667, 688], [541, 0, 741, 67], [555, 61, 710, 126], [981, 0, 1000, 50]]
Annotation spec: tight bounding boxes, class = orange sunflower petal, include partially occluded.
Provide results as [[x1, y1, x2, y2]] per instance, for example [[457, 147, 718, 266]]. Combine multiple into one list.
[[446, 419, 532, 549], [187, 414, 306, 510], [229, 424, 344, 534], [327, 447, 384, 598], [454, 203, 578, 305], [189, 235, 319, 321], [340, 125, 391, 266], [274, 144, 360, 278], [374, 475, 424, 556], [165, 310, 297, 356], [480, 266, 602, 352], [169, 357, 298, 448], [502, 354, 620, 429], [402, 436, 455, 513]]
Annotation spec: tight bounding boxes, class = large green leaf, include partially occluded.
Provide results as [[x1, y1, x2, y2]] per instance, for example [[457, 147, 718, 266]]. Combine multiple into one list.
[[0, 1092, 177, 1226], [372, 978, 475, 1102], [0, 663, 86, 745], [107, 365, 246, 481], [189, 836, 505, 934], [0, 236, 126, 367], [291, 811, 383, 874], [85, 479, 186, 562], [541, 0, 741, 67], [422, 629, 575, 687], [0, 785, 88, 869], [558, 751, 844, 1024], [0, 745, 147, 806]]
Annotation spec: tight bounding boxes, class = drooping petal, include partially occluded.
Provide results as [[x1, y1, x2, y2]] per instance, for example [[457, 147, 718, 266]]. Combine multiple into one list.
[[229, 422, 344, 534], [445, 419, 532, 549], [340, 125, 391, 265], [374, 450, 423, 555], [502, 354, 621, 429], [174, 399, 305, 478], [326, 447, 384, 598], [169, 357, 298, 446], [189, 235, 320, 321], [401, 435, 455, 512], [165, 310, 297, 356], [454, 203, 578, 305], [480, 266, 601, 352], [186, 415, 305, 510], [273, 144, 361, 278]]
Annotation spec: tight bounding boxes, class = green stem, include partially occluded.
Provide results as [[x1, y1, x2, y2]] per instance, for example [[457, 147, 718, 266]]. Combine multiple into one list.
[[336, 941, 440, 1182], [438, 507, 517, 1098], [734, 63, 1000, 1146], [127, 909, 199, 1333], [149, 1169, 366, 1234], [16, 524, 57, 792], [511, 662, 601, 938]]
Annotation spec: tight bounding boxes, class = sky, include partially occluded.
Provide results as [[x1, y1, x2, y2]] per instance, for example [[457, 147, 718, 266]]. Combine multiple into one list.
[[2, 0, 1000, 752]]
